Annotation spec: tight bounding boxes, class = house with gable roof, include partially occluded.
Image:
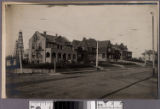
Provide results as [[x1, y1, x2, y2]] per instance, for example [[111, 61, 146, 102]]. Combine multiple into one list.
[[28, 31, 77, 64]]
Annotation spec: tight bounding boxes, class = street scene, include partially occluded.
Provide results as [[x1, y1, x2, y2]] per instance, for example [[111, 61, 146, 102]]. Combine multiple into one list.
[[4, 4, 158, 99]]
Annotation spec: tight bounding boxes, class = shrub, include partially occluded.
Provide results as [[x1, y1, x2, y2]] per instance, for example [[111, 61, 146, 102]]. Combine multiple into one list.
[[23, 62, 92, 69]]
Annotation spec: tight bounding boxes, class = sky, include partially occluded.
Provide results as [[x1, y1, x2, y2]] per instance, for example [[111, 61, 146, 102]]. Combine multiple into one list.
[[5, 3, 159, 58]]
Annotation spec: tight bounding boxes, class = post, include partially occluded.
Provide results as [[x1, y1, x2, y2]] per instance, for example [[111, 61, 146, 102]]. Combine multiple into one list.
[[96, 41, 99, 69], [151, 12, 155, 76], [19, 50, 23, 73], [144, 50, 146, 66], [54, 58, 56, 73]]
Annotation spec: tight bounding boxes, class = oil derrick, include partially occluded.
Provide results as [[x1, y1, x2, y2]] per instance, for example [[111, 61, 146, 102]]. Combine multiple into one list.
[[17, 31, 24, 59], [13, 31, 24, 72], [17, 31, 24, 73]]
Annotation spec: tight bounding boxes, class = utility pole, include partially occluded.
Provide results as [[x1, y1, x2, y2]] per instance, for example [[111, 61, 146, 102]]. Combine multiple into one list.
[[151, 12, 155, 76], [144, 50, 147, 66], [96, 41, 99, 69], [19, 49, 23, 73], [54, 57, 56, 73]]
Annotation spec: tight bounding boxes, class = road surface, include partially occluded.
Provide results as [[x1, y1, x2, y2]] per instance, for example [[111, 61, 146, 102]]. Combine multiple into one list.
[[6, 66, 157, 99]]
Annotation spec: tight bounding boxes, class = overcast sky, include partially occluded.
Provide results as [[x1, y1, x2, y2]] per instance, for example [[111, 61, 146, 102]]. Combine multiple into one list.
[[5, 4, 158, 58]]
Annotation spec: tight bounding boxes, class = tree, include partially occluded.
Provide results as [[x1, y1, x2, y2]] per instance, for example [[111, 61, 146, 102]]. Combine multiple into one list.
[[142, 52, 146, 59], [146, 50, 153, 61], [142, 50, 157, 61]]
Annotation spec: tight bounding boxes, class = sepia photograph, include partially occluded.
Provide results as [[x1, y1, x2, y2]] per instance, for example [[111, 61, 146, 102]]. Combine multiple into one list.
[[2, 1, 159, 99]]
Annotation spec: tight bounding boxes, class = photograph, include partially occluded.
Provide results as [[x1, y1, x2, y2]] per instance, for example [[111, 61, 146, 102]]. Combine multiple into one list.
[[2, 1, 159, 99]]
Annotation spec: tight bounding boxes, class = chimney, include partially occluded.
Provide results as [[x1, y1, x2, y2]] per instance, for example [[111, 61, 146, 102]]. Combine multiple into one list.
[[19, 31, 22, 35], [44, 31, 47, 35]]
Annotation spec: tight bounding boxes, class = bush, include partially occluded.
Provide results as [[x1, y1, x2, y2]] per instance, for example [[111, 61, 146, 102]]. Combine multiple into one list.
[[129, 58, 144, 63], [23, 62, 92, 69], [110, 61, 136, 65]]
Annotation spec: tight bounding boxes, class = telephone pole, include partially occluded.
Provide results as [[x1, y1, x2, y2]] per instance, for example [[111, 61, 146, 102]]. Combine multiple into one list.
[[96, 41, 99, 69], [54, 57, 56, 73], [151, 12, 155, 76]]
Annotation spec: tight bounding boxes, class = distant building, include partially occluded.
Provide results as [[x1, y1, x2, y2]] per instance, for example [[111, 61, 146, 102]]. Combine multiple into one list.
[[112, 43, 132, 60], [29, 31, 77, 64], [72, 38, 97, 63], [25, 31, 132, 64], [98, 40, 112, 61], [72, 38, 132, 63], [72, 38, 114, 62], [6, 56, 18, 69]]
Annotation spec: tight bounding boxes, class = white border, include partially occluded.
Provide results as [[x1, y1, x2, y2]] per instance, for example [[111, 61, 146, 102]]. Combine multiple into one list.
[[1, 1, 159, 99]]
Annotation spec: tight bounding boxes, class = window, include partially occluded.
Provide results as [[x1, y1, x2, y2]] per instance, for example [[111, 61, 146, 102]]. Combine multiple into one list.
[[33, 35, 39, 42], [102, 53, 105, 58], [39, 42, 42, 49], [46, 52, 50, 57], [57, 45, 60, 49], [37, 53, 42, 58], [32, 44, 35, 49], [58, 53, 61, 59], [52, 52, 56, 58], [68, 54, 71, 60], [63, 53, 66, 60], [73, 54, 76, 59], [32, 55, 35, 58]]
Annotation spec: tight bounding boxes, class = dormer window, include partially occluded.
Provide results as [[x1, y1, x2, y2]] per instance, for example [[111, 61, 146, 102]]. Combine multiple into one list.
[[57, 44, 59, 49]]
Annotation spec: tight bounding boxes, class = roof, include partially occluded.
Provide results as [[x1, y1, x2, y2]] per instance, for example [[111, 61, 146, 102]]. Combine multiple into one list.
[[84, 38, 97, 47], [72, 40, 81, 48], [98, 40, 111, 48], [40, 33, 58, 42], [72, 38, 111, 50], [35, 31, 70, 45], [112, 43, 128, 51]]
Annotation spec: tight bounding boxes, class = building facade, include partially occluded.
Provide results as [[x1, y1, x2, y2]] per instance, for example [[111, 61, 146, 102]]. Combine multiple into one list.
[[27, 31, 132, 64], [29, 31, 77, 64], [72, 38, 132, 63]]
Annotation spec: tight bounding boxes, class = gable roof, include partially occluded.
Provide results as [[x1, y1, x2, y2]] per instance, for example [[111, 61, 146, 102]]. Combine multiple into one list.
[[40, 32, 58, 42], [98, 40, 111, 48], [112, 43, 128, 51], [34, 31, 70, 45]]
